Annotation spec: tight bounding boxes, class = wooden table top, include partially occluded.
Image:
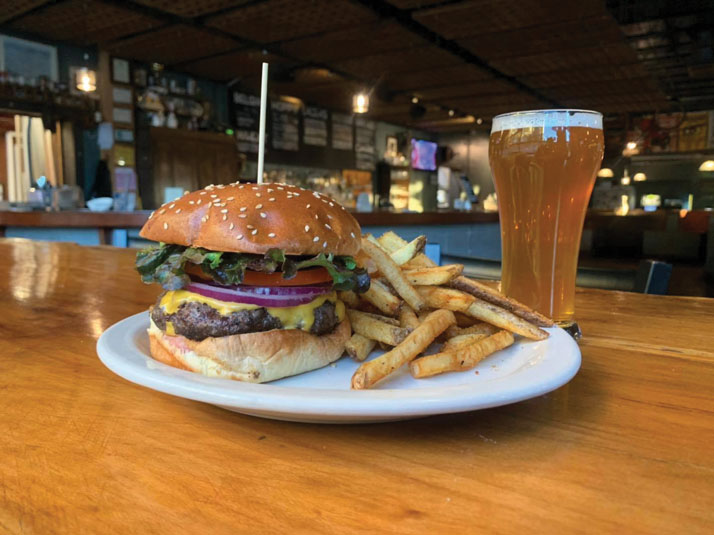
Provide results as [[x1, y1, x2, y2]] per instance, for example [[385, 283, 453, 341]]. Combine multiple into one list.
[[1, 238, 712, 534]]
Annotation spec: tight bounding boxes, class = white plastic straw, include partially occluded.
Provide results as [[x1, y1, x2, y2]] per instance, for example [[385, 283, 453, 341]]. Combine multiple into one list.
[[256, 62, 268, 184]]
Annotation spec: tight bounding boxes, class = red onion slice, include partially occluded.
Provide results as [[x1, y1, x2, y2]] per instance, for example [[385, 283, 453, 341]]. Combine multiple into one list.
[[185, 281, 332, 308]]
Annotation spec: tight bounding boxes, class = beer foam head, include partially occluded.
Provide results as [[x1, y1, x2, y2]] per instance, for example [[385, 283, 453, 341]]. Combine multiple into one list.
[[491, 109, 602, 132]]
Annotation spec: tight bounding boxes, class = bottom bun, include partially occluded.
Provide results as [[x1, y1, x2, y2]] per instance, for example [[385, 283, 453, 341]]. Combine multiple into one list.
[[148, 317, 350, 383]]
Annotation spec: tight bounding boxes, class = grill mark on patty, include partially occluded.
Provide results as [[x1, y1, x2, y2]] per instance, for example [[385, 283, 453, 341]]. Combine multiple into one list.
[[151, 293, 339, 341]]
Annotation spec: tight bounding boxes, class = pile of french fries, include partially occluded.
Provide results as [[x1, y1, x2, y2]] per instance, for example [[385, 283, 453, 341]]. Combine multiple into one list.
[[341, 231, 555, 390]]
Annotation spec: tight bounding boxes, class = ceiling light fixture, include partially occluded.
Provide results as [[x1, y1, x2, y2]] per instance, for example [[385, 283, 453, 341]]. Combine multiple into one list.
[[476, 117, 483, 125], [626, 141, 638, 150], [633, 172, 647, 182], [411, 96, 419, 104], [76, 67, 96, 92], [448, 109, 455, 117], [699, 159, 714, 172], [352, 92, 369, 114], [597, 168, 614, 178]]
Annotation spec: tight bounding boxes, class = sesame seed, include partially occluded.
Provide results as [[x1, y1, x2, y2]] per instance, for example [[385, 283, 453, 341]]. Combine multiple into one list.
[[159, 209, 165, 214], [252, 187, 258, 190], [313, 236, 319, 242], [210, 194, 217, 198], [329, 202, 334, 206], [251, 229, 258, 236], [306, 204, 311, 209], [255, 193, 261, 197], [229, 223, 234, 230], [315, 214, 319, 219], [183, 191, 189, 195], [247, 224, 255, 229], [239, 214, 247, 218], [255, 203, 263, 209], [277, 187, 284, 190], [189, 201, 195, 205], [260, 212, 266, 218], [304, 225, 310, 232], [201, 216, 207, 223], [200, 191, 207, 195], [222, 215, 227, 221], [321, 199, 327, 203], [149, 212, 154, 219], [237, 234, 244, 240], [323, 241, 327, 248], [327, 214, 333, 219], [163, 222, 168, 230], [350, 232, 355, 238], [269, 197, 275, 201], [240, 206, 247, 212], [176, 208, 181, 214], [227, 196, 234, 200], [293, 192, 300, 196], [169, 203, 175, 209], [268, 232, 276, 238], [267, 188, 274, 192], [239, 185, 244, 189], [207, 202, 213, 207], [221, 209, 228, 213], [325, 224, 332, 230], [217, 185, 225, 189], [197, 199, 202, 204]]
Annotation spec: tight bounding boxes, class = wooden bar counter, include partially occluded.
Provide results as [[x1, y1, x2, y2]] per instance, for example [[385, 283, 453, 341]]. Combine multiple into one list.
[[1, 238, 713, 534]]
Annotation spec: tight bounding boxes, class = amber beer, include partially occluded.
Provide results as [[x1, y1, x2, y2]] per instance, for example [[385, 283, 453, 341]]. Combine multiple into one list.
[[489, 110, 604, 322]]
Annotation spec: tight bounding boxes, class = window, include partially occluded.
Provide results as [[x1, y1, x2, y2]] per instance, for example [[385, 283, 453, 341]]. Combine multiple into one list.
[[0, 35, 58, 81]]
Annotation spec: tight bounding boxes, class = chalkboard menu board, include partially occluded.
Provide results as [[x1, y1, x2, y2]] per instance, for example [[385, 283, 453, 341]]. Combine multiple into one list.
[[231, 91, 260, 153], [303, 106, 328, 147], [355, 117, 377, 171], [271, 100, 300, 151], [331, 112, 354, 151]]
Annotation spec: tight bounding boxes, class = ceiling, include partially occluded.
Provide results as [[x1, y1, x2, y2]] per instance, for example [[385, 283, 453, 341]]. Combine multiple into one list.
[[2, 0, 713, 131]]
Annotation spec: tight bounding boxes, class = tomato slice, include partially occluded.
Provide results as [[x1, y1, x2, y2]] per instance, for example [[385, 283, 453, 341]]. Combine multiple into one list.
[[185, 264, 332, 287], [242, 267, 332, 287]]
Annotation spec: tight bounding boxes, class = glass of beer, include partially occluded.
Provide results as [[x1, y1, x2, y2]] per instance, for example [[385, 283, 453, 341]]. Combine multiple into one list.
[[489, 109, 604, 326]]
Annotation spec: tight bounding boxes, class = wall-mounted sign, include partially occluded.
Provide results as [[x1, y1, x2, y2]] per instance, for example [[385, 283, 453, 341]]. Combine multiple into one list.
[[332, 112, 353, 151], [271, 99, 300, 151], [303, 106, 328, 147]]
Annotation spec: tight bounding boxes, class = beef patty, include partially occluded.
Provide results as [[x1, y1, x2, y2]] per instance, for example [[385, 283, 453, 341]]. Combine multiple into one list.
[[151, 293, 340, 341]]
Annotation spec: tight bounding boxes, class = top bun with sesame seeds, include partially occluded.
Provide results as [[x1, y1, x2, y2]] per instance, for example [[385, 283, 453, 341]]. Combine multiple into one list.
[[140, 182, 361, 257]]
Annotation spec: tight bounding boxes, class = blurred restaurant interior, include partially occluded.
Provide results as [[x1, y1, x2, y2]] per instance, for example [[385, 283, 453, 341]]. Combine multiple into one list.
[[0, 0, 713, 296]]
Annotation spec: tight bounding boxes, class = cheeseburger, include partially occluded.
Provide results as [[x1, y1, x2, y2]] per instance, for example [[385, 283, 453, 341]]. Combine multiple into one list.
[[136, 183, 369, 383]]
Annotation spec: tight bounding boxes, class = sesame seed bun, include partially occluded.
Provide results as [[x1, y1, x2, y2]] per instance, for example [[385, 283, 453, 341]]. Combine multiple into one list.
[[140, 183, 361, 256]]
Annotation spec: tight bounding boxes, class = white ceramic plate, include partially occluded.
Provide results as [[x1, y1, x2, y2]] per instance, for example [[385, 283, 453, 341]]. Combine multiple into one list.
[[97, 312, 581, 424]]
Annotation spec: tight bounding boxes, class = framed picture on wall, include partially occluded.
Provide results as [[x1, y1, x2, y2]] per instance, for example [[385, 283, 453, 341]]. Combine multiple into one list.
[[112, 58, 130, 84]]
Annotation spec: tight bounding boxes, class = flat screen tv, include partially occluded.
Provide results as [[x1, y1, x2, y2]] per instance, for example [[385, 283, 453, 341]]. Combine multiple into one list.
[[410, 139, 437, 171]]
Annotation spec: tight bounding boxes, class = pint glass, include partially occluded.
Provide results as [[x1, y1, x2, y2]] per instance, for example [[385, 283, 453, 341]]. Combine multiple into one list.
[[489, 110, 604, 323]]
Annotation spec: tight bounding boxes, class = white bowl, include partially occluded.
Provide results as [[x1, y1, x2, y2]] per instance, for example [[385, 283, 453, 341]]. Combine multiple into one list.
[[87, 197, 113, 212]]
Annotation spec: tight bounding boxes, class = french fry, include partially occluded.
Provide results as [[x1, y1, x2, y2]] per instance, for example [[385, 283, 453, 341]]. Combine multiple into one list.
[[351, 309, 456, 389], [351, 310, 400, 326], [379, 231, 435, 268], [416, 286, 548, 341], [403, 264, 463, 286], [464, 299, 548, 341], [454, 312, 480, 327], [399, 305, 420, 330], [442, 332, 489, 352], [361, 278, 401, 316], [354, 249, 378, 275], [361, 238, 425, 312], [390, 236, 426, 266], [417, 286, 475, 312], [410, 330, 514, 378], [345, 333, 376, 362], [347, 309, 410, 346], [376, 230, 406, 252], [443, 321, 498, 340], [338, 290, 360, 308], [449, 276, 555, 328]]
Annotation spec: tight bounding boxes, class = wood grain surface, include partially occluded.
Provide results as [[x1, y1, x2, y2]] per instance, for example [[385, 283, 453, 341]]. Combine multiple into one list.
[[1, 238, 712, 534]]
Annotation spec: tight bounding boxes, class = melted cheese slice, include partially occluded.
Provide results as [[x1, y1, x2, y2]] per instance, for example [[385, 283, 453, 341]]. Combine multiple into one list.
[[159, 290, 344, 332]]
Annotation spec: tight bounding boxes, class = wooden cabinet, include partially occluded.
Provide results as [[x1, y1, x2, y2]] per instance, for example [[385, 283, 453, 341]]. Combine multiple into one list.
[[143, 127, 239, 208]]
